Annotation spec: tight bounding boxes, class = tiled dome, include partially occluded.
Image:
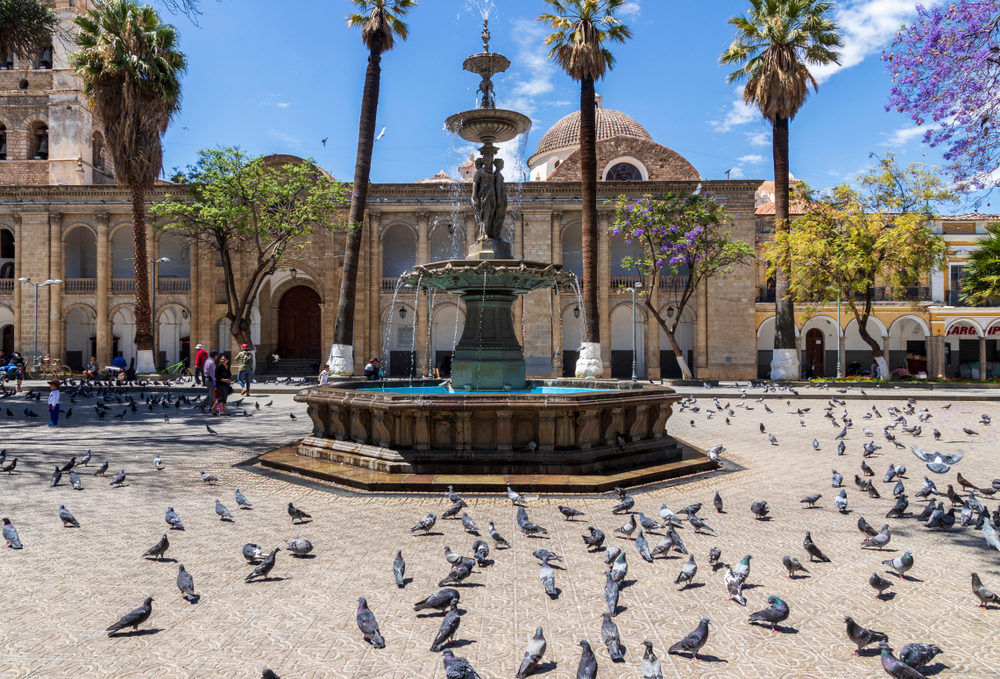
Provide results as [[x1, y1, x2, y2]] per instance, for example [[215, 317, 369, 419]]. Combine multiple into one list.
[[535, 108, 652, 156]]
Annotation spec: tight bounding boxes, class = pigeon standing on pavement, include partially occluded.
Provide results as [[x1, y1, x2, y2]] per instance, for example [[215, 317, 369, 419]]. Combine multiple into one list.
[[411, 513, 438, 534], [604, 571, 620, 617], [109, 469, 126, 487], [558, 505, 585, 520], [879, 642, 928, 679], [971, 572, 1000, 607], [667, 617, 711, 660], [441, 649, 481, 679], [287, 503, 311, 524], [393, 550, 406, 588], [869, 572, 893, 599], [58, 504, 79, 527], [882, 551, 914, 579], [898, 643, 943, 670], [516, 626, 547, 678], [601, 612, 624, 662], [461, 513, 478, 533], [245, 548, 279, 582], [69, 471, 82, 490], [165, 507, 184, 531], [106, 597, 153, 635], [748, 595, 790, 632], [582, 527, 605, 551], [576, 639, 598, 679], [142, 534, 169, 561], [50, 466, 62, 487], [235, 489, 252, 509], [430, 599, 461, 652], [285, 538, 312, 557], [507, 486, 527, 506], [242, 544, 264, 564], [781, 555, 809, 578], [539, 556, 556, 597], [176, 564, 198, 602], [844, 615, 887, 655], [488, 521, 510, 548], [835, 490, 849, 513], [3, 517, 22, 548], [641, 640, 663, 679], [356, 597, 386, 648], [675, 554, 698, 589], [215, 500, 233, 521], [804, 532, 831, 562]]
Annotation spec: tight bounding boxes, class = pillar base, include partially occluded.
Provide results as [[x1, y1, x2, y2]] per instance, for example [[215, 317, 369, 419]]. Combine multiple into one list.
[[328, 344, 354, 376], [575, 342, 604, 379], [770, 348, 800, 381], [136, 349, 156, 374]]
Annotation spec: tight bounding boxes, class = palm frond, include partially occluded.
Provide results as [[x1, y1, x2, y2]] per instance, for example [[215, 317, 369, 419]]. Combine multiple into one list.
[[346, 0, 415, 53], [537, 0, 632, 82]]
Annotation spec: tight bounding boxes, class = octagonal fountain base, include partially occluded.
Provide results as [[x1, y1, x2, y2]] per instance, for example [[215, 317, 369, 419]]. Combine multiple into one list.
[[269, 379, 718, 492]]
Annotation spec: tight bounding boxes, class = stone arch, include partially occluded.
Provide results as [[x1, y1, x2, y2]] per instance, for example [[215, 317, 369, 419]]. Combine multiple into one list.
[[110, 304, 137, 365], [944, 317, 983, 337], [984, 318, 1000, 338], [269, 275, 324, 310], [156, 232, 190, 278], [602, 156, 649, 181], [560, 220, 583, 277], [610, 300, 649, 322], [844, 316, 889, 338], [658, 302, 696, 324], [110, 224, 134, 278], [610, 303, 646, 378], [157, 303, 192, 368], [62, 303, 97, 370], [429, 220, 465, 262], [62, 223, 98, 279], [889, 314, 931, 338], [26, 119, 48, 159], [756, 315, 800, 338], [382, 223, 417, 277]]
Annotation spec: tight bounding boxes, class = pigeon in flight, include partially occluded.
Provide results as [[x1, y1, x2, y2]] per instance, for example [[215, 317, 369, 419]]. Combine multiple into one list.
[[911, 447, 963, 474]]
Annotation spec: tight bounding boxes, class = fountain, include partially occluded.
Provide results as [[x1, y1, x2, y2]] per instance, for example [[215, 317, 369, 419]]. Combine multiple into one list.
[[281, 24, 708, 492]]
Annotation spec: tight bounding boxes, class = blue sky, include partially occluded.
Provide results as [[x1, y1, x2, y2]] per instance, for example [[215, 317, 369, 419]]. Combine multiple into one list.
[[161, 0, 959, 198]]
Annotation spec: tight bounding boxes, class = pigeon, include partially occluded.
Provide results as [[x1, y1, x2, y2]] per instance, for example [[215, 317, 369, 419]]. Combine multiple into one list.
[[640, 640, 663, 679], [536, 555, 556, 597], [438, 561, 473, 587], [800, 494, 822, 508], [58, 504, 79, 528], [708, 546, 721, 568], [165, 507, 184, 531], [964, 427, 978, 436], [610, 551, 629, 583], [442, 500, 467, 520], [804, 532, 830, 562], [604, 571, 620, 617], [782, 555, 809, 578], [50, 466, 62, 487], [660, 504, 681, 525], [59, 457, 76, 473], [946, 484, 963, 506], [863, 524, 891, 550], [675, 553, 698, 589], [79, 450, 91, 467], [614, 514, 637, 540], [390, 550, 407, 588], [69, 471, 82, 490], [667, 617, 710, 660], [869, 572, 893, 599], [206, 424, 217, 435], [732, 554, 752, 582], [215, 500, 233, 521], [356, 597, 385, 648], [176, 564, 197, 602], [558, 505, 585, 520], [430, 599, 461, 652], [812, 438, 820, 450], [93, 461, 108, 476], [688, 513, 713, 534], [441, 649, 482, 679], [844, 615, 887, 655], [507, 486, 527, 506], [882, 551, 914, 579], [517, 513, 548, 537], [933, 428, 941, 440], [106, 597, 153, 635], [288, 503, 311, 524], [285, 537, 312, 557], [749, 595, 790, 632], [649, 533, 678, 559], [600, 612, 624, 662], [142, 534, 169, 561], [832, 470, 843, 488], [858, 516, 879, 537], [886, 495, 909, 518], [1, 458, 16, 474], [582, 526, 605, 551], [911, 447, 963, 474], [516, 626, 547, 678], [460, 513, 478, 533], [242, 543, 265, 564], [768, 433, 777, 445], [635, 529, 654, 562], [637, 513, 661, 531], [414, 588, 461, 612], [898, 644, 942, 670], [488, 521, 510, 548], [884, 464, 898, 483], [245, 547, 279, 582], [724, 564, 747, 605], [971, 572, 1000, 607], [713, 491, 724, 513], [108, 468, 127, 487], [576, 639, 598, 679], [835, 490, 849, 513], [444, 545, 464, 566], [472, 540, 489, 567], [235, 489, 252, 509], [611, 495, 635, 514], [892, 480, 906, 498], [750, 500, 769, 520], [152, 454, 162, 470], [2, 517, 21, 549], [862, 461, 875, 477], [837, 441, 846, 455], [983, 521, 1000, 552], [199, 471, 218, 485], [915, 477, 937, 498], [413, 514, 440, 535], [879, 642, 928, 679]]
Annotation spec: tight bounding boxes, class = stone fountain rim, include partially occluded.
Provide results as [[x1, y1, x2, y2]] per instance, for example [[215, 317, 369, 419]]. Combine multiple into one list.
[[445, 108, 532, 143]]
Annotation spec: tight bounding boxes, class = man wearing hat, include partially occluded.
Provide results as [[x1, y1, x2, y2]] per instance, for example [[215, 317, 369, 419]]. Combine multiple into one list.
[[234, 343, 255, 396], [364, 357, 381, 381], [193, 343, 208, 385]]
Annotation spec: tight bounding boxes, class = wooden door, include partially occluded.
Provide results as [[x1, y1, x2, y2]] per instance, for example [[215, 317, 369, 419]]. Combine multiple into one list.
[[278, 286, 321, 359], [806, 328, 824, 377]]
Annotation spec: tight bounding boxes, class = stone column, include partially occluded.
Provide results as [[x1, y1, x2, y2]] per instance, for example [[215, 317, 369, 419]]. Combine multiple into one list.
[[550, 211, 563, 378], [882, 335, 891, 376], [95, 213, 110, 366], [928, 335, 945, 379], [597, 211, 611, 377], [12, 215, 21, 353], [415, 211, 430, 376], [980, 335, 987, 381], [48, 213, 63, 360]]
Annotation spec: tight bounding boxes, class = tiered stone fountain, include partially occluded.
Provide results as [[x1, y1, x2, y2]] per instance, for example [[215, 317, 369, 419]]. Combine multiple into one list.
[[281, 24, 707, 492]]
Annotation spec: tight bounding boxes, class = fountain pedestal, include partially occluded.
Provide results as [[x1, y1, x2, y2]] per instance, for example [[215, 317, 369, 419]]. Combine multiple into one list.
[[467, 237, 512, 260], [452, 290, 525, 391]]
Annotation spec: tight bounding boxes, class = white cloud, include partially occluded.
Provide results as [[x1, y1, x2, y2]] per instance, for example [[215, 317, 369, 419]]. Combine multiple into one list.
[[711, 86, 759, 132], [619, 0, 641, 17], [878, 123, 935, 147], [277, 102, 291, 109], [267, 129, 302, 149], [729, 166, 747, 179], [738, 154, 764, 164], [499, 19, 557, 117], [746, 130, 772, 148]]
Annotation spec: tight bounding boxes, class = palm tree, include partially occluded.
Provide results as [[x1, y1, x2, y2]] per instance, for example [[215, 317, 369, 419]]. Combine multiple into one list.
[[720, 0, 840, 380], [331, 0, 415, 375], [961, 222, 1000, 307], [70, 1, 186, 373], [0, 0, 58, 65], [538, 0, 631, 378]]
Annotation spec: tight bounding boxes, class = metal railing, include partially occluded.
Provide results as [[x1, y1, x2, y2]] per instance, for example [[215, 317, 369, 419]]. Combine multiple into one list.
[[0, 279, 12, 294], [157, 278, 190, 294], [382, 277, 400, 292], [659, 276, 689, 293], [64, 278, 97, 294], [111, 279, 135, 295], [610, 276, 642, 290]]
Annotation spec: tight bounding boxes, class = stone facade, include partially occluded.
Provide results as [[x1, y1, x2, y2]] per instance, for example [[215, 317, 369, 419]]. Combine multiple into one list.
[[546, 135, 699, 182]]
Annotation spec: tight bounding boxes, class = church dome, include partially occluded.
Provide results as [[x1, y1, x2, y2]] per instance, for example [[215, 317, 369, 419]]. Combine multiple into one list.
[[534, 107, 652, 156]]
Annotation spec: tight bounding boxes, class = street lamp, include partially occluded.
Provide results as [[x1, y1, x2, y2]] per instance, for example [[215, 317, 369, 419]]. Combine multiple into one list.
[[626, 281, 643, 381], [18, 277, 62, 361], [826, 285, 843, 379]]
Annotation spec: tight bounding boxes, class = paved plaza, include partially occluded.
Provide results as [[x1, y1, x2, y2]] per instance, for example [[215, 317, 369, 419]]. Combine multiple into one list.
[[1, 385, 999, 678]]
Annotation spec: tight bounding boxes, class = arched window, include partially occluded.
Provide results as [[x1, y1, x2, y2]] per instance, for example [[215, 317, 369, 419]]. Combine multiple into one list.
[[381, 224, 416, 278], [605, 162, 642, 181], [28, 122, 48, 160], [92, 132, 105, 170], [0, 123, 6, 160]]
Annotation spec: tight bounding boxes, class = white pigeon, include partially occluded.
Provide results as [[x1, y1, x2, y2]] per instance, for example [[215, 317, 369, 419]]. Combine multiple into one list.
[[507, 486, 526, 506]]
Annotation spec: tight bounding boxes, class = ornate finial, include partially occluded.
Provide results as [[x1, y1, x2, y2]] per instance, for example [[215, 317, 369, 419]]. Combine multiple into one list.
[[482, 19, 490, 53]]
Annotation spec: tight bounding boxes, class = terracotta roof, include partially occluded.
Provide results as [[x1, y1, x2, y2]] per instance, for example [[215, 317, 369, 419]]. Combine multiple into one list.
[[415, 169, 457, 184], [757, 178, 801, 195], [755, 201, 809, 216], [939, 213, 1000, 221], [535, 108, 652, 156]]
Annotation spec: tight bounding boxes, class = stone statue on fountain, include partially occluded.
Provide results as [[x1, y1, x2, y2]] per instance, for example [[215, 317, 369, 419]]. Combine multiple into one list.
[[471, 156, 507, 241]]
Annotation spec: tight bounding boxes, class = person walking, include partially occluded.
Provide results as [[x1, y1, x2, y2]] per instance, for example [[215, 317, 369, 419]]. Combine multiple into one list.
[[234, 344, 255, 396], [213, 355, 233, 416], [193, 344, 208, 385], [47, 380, 60, 426], [200, 350, 217, 413]]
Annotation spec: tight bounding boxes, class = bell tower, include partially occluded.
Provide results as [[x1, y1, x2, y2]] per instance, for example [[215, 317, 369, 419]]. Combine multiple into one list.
[[0, 1, 111, 186]]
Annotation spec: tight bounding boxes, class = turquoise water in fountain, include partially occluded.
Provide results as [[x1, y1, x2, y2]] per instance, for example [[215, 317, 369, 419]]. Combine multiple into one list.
[[357, 385, 603, 395]]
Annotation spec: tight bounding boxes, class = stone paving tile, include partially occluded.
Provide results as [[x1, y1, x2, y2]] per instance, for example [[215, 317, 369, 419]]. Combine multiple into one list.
[[2, 389, 1000, 678]]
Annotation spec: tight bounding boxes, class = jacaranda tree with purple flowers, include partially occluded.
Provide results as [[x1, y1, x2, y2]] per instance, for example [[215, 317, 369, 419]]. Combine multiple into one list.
[[883, 1, 1000, 203], [612, 192, 754, 380]]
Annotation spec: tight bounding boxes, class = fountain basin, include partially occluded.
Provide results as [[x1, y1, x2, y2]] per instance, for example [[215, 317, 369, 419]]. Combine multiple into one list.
[[293, 379, 684, 477], [446, 108, 532, 144]]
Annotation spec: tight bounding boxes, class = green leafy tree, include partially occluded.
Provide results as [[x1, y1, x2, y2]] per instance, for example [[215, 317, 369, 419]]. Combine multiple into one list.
[[720, 0, 841, 380], [539, 0, 631, 377], [70, 0, 186, 370], [612, 192, 754, 380], [331, 0, 416, 374], [0, 0, 58, 65], [959, 222, 1000, 306], [766, 165, 951, 377], [151, 147, 349, 350]]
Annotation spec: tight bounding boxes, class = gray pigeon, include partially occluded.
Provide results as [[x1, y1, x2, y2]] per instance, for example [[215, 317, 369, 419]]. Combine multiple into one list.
[[879, 642, 928, 679], [862, 524, 891, 551], [142, 534, 169, 561], [539, 556, 556, 597], [558, 505, 585, 520], [844, 615, 887, 655], [488, 521, 510, 548], [604, 571, 620, 617], [610, 551, 628, 583], [613, 514, 637, 540], [898, 643, 943, 669], [69, 471, 82, 490], [393, 550, 406, 587], [911, 446, 963, 474], [835, 490, 848, 513], [245, 547, 279, 582], [971, 572, 1000, 607], [667, 617, 710, 660], [215, 500, 233, 521], [869, 572, 893, 598], [751, 500, 769, 520], [533, 549, 562, 562], [782, 555, 809, 578], [411, 513, 438, 534], [285, 537, 312, 557], [675, 553, 698, 589], [50, 466, 62, 487], [3, 517, 22, 548], [242, 543, 264, 564], [708, 546, 721, 568], [356, 597, 385, 648], [430, 599, 461, 652], [235, 489, 252, 509], [442, 499, 467, 520], [199, 471, 218, 485], [601, 612, 624, 662], [109, 469, 126, 487], [176, 564, 197, 602], [800, 494, 822, 508], [441, 649, 481, 679], [713, 491, 724, 513], [507, 486, 527, 506], [641, 640, 663, 679], [461, 513, 478, 533], [724, 564, 746, 605], [165, 507, 184, 531], [472, 541, 489, 567], [438, 561, 473, 588], [832, 470, 843, 487], [576, 639, 598, 679], [637, 512, 661, 531], [804, 532, 830, 562], [516, 626, 546, 678], [688, 514, 713, 534], [58, 504, 79, 528], [882, 551, 914, 579], [287, 503, 311, 524], [106, 597, 153, 635], [414, 588, 461, 612], [635, 529, 654, 562], [748, 595, 790, 631], [94, 461, 109, 476]]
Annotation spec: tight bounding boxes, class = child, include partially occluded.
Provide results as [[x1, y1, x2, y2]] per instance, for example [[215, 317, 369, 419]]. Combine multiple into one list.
[[47, 380, 60, 426], [318, 364, 330, 385]]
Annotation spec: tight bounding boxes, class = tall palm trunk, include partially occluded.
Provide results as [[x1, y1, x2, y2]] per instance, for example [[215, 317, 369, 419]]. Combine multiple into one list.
[[770, 116, 798, 379], [333, 32, 384, 359], [579, 76, 599, 349], [130, 181, 153, 351]]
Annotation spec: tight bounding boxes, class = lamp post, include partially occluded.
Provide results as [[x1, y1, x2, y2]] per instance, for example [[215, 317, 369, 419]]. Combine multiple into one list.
[[626, 281, 643, 381], [17, 277, 62, 361], [836, 289, 842, 379], [150, 257, 169, 329]]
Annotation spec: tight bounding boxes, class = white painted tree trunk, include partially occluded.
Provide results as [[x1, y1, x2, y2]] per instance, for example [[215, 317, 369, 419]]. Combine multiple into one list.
[[328, 343, 354, 376], [875, 356, 889, 380], [136, 349, 156, 375], [770, 348, 800, 381], [575, 342, 604, 379]]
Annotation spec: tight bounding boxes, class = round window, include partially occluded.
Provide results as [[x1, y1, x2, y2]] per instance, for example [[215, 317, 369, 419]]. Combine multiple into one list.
[[606, 162, 642, 181]]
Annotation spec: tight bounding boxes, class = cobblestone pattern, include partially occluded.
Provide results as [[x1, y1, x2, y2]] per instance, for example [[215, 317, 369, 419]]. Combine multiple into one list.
[[1, 389, 999, 678]]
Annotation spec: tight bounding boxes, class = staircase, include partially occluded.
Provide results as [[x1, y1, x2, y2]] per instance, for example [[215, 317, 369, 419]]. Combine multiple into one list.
[[259, 358, 319, 377]]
